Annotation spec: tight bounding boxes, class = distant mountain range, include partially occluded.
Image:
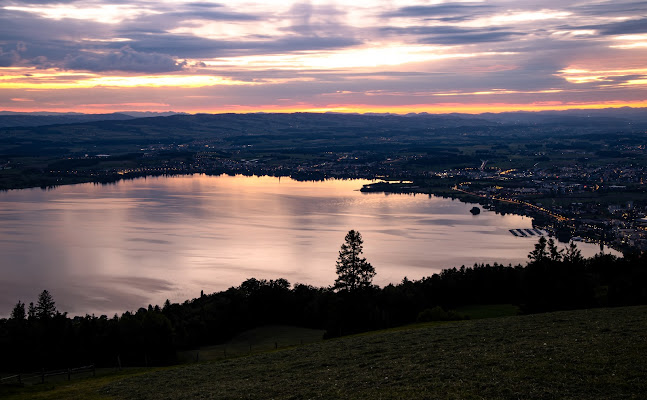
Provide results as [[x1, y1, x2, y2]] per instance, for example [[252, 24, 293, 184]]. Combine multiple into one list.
[[0, 107, 644, 129], [0, 111, 183, 128], [456, 107, 647, 125]]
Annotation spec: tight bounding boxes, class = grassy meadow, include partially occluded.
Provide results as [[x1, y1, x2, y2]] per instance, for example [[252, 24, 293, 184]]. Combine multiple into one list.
[[177, 325, 326, 363], [3, 306, 646, 399]]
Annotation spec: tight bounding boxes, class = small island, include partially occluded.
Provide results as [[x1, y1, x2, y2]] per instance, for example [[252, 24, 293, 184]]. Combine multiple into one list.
[[470, 206, 481, 215]]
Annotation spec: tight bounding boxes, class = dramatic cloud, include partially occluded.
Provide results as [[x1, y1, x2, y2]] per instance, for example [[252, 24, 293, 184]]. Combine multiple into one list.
[[63, 46, 187, 73], [1, 0, 646, 113]]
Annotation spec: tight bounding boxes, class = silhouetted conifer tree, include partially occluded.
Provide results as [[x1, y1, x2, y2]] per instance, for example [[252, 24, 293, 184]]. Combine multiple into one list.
[[528, 236, 549, 264], [564, 242, 584, 264], [36, 289, 57, 319], [335, 230, 375, 291], [28, 302, 36, 320], [547, 238, 563, 262], [10, 300, 25, 320]]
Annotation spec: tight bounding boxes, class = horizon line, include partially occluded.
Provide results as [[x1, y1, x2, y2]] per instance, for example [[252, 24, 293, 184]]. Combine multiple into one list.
[[2, 103, 647, 116]]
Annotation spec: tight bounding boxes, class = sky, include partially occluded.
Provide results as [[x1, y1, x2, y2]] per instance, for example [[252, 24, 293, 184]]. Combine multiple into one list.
[[1, 0, 646, 114]]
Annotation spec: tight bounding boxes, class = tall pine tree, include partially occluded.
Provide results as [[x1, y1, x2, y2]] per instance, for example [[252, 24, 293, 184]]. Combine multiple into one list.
[[35, 289, 57, 319], [334, 230, 376, 291]]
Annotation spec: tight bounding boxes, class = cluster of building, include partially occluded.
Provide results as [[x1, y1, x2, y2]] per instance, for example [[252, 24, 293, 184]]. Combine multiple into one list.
[[445, 163, 647, 252]]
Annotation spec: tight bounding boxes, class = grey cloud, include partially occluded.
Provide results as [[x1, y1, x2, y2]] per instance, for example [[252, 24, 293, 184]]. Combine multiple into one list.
[[597, 18, 647, 35], [499, 36, 609, 54], [381, 26, 526, 45], [288, 2, 316, 28], [0, 9, 113, 59], [0, 44, 23, 67], [0, 49, 18, 67], [418, 31, 525, 45], [118, 27, 168, 35], [426, 16, 472, 22], [101, 5, 264, 52], [570, 1, 647, 16], [1, 6, 350, 70], [562, 17, 647, 36], [185, 2, 225, 8], [63, 46, 186, 73], [110, 10, 258, 37], [280, 2, 354, 39], [114, 32, 361, 59], [285, 23, 355, 36], [381, 25, 516, 36], [1, 2, 360, 69], [0, 10, 80, 42], [29, 55, 55, 68], [108, 32, 225, 56], [4, 0, 81, 3], [384, 3, 493, 18], [272, 35, 360, 51], [163, 10, 260, 21]]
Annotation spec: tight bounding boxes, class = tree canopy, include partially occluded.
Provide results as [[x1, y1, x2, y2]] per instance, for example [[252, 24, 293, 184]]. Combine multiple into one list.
[[528, 236, 564, 264]]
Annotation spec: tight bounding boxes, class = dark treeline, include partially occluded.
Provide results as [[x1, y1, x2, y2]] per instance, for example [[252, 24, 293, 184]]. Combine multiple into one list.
[[1, 238, 646, 373]]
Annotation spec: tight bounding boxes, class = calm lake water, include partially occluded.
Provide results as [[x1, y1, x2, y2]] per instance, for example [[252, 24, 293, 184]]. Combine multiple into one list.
[[0, 174, 613, 317]]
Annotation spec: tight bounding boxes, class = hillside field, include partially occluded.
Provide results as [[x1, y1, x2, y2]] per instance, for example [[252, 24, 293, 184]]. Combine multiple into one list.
[[3, 306, 646, 399]]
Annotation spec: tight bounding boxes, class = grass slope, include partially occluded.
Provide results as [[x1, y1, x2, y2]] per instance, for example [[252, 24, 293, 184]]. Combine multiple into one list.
[[178, 325, 326, 363], [5, 306, 647, 399], [105, 306, 647, 399]]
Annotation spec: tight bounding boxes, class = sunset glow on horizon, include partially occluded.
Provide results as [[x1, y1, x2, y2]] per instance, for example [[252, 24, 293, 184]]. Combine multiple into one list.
[[1, 0, 646, 114]]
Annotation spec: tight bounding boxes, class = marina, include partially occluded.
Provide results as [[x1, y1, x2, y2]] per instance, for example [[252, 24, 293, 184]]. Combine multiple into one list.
[[509, 228, 546, 237]]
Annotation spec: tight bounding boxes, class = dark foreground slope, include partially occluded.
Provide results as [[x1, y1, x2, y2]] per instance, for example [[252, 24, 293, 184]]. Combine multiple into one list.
[[97, 306, 647, 400]]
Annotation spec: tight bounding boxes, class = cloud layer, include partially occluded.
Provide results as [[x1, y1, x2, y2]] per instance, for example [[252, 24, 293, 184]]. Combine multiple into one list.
[[1, 0, 646, 113]]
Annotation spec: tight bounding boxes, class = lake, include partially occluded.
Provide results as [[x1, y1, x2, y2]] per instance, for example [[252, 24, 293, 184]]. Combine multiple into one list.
[[0, 174, 612, 317]]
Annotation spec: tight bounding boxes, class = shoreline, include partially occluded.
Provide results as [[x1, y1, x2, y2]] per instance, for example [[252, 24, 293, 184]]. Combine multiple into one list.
[[1, 170, 627, 254]]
